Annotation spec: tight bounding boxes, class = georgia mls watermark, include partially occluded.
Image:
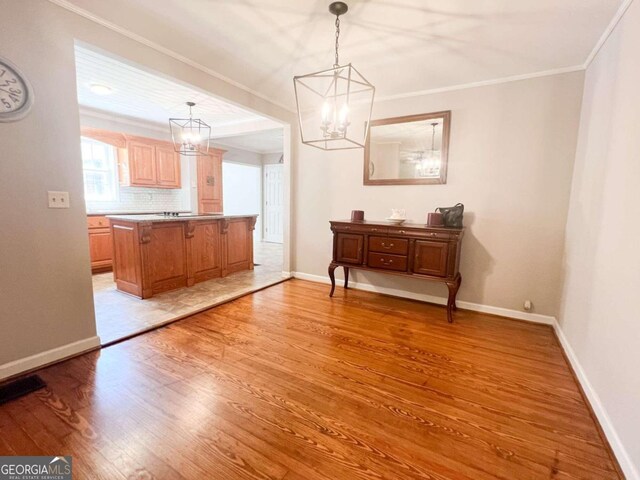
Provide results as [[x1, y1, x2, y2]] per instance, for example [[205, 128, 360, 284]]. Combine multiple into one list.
[[0, 456, 72, 480]]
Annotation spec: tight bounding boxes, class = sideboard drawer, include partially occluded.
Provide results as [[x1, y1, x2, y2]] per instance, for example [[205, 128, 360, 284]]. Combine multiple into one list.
[[369, 236, 409, 255], [332, 223, 388, 235], [367, 252, 408, 272]]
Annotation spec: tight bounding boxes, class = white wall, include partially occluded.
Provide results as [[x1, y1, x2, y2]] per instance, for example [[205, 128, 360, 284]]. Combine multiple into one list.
[[558, 1, 640, 477], [0, 0, 292, 376], [294, 72, 584, 318], [0, 1, 99, 369], [221, 147, 264, 238]]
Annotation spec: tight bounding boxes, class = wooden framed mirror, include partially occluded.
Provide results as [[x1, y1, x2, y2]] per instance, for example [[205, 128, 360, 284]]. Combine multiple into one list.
[[364, 111, 451, 185]]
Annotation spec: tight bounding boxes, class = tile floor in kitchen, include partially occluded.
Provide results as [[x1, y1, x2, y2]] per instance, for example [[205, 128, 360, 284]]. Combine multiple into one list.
[[93, 241, 286, 344]]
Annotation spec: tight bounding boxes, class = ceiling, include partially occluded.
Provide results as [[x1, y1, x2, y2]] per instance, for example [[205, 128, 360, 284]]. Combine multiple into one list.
[[61, 0, 623, 110], [75, 45, 281, 130], [215, 129, 284, 154]]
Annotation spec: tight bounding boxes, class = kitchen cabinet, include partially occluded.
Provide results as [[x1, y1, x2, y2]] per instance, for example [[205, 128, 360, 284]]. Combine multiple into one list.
[[127, 140, 156, 186], [87, 215, 113, 273], [156, 144, 181, 188], [81, 128, 181, 189], [122, 137, 181, 189], [197, 150, 224, 213]]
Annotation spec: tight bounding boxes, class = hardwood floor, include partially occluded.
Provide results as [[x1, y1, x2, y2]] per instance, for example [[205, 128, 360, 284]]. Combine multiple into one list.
[[0, 280, 622, 479]]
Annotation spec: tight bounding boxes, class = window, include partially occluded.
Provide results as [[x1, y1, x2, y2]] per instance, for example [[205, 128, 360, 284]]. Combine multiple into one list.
[[81, 137, 118, 202]]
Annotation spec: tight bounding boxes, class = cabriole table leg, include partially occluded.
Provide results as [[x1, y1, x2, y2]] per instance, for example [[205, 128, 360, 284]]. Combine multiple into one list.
[[328, 263, 338, 297]]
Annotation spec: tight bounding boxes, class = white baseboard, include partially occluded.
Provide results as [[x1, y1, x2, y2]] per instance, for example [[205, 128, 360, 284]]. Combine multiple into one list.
[[553, 321, 639, 480], [292, 271, 556, 325], [0, 336, 101, 381]]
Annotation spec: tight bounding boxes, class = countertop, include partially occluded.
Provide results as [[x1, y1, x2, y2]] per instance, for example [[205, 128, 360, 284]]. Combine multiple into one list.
[[88, 210, 191, 216], [107, 213, 258, 223]]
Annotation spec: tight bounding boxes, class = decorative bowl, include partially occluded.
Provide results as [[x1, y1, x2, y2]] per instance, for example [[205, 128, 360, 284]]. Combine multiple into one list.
[[385, 218, 406, 225]]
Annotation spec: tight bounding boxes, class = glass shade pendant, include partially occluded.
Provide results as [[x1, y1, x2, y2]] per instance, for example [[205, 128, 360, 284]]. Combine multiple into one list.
[[417, 122, 441, 177], [169, 102, 211, 156], [293, 2, 375, 151]]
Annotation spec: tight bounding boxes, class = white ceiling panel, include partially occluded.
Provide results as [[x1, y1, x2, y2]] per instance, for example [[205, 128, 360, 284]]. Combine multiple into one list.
[[75, 45, 281, 130]]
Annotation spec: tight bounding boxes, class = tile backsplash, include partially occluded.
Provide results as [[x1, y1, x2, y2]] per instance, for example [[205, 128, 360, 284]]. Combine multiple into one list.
[[85, 186, 189, 213]]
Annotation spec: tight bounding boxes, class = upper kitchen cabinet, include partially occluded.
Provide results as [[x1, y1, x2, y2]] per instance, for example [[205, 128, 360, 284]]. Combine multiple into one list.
[[81, 128, 182, 189], [127, 139, 157, 186], [122, 136, 181, 189], [155, 143, 182, 188]]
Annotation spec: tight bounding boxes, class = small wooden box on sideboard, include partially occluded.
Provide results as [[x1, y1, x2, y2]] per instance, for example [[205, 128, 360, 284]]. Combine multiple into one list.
[[329, 220, 464, 323]]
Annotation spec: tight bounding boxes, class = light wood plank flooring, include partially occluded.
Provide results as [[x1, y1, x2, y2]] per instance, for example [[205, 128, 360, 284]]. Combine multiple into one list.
[[0, 280, 622, 479]]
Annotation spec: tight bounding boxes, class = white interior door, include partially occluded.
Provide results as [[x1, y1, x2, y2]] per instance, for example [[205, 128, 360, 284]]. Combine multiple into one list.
[[263, 164, 283, 243]]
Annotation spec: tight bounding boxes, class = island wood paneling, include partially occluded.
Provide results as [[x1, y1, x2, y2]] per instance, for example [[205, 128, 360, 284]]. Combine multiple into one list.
[[191, 221, 222, 283], [111, 223, 142, 297], [225, 218, 253, 275], [110, 215, 256, 299], [148, 223, 187, 295], [0, 280, 624, 479]]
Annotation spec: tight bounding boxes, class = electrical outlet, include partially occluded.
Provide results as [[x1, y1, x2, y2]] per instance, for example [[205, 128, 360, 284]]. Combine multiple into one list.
[[48, 191, 70, 209], [524, 300, 532, 311]]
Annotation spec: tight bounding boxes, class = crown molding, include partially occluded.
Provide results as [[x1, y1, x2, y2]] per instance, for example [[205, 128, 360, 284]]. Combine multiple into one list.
[[583, 0, 635, 69], [47, 0, 296, 114], [374, 65, 585, 103]]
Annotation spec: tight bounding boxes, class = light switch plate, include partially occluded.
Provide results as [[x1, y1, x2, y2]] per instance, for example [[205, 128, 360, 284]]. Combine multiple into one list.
[[48, 191, 70, 209]]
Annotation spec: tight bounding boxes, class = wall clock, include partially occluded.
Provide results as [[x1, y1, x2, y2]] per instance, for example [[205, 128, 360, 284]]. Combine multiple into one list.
[[0, 56, 34, 123]]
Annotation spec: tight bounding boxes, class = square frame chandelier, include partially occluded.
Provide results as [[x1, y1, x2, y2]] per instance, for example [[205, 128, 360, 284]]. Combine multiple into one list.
[[169, 102, 211, 156], [293, 2, 375, 151]]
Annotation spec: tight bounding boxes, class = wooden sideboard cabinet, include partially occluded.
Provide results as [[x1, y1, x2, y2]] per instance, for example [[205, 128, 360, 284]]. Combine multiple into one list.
[[329, 220, 464, 323]]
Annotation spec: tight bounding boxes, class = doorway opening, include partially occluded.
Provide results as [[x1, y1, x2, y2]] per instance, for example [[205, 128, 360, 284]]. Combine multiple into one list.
[[75, 44, 289, 345]]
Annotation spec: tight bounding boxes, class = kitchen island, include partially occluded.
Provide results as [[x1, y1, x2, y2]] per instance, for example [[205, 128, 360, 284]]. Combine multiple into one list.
[[107, 214, 257, 299]]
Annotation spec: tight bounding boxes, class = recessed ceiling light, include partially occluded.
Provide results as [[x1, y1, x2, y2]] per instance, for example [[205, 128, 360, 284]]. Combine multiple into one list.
[[88, 83, 113, 95]]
